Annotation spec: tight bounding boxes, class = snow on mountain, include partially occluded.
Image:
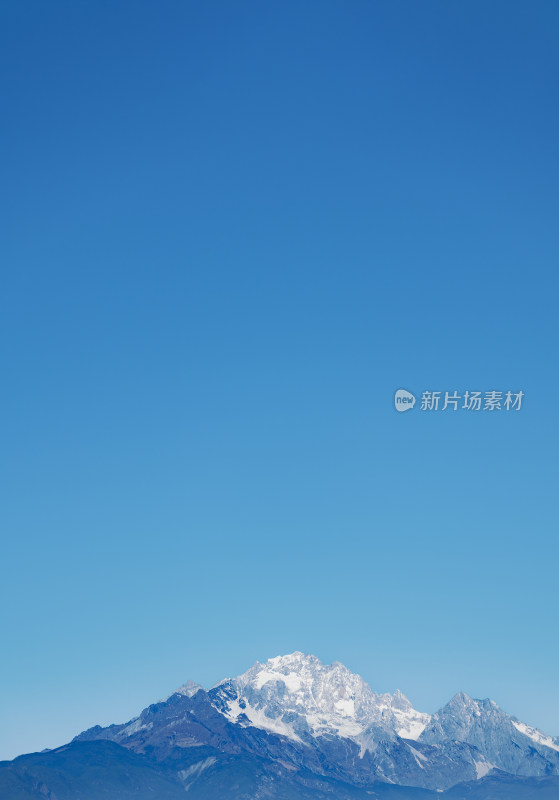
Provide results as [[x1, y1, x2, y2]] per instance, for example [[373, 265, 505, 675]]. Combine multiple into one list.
[[473, 754, 495, 778], [208, 653, 559, 781], [391, 688, 432, 740], [212, 651, 430, 750], [512, 720, 559, 752], [173, 679, 204, 698], [420, 691, 559, 777]]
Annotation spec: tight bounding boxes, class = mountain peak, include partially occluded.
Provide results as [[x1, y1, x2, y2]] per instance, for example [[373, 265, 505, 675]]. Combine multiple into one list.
[[173, 679, 204, 698], [234, 651, 366, 699], [448, 690, 475, 706], [446, 692, 501, 715], [217, 652, 430, 746], [392, 688, 414, 710], [266, 651, 321, 667]]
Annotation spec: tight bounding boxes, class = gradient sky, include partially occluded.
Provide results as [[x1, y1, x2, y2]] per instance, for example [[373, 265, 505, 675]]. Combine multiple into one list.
[[1, 0, 558, 762]]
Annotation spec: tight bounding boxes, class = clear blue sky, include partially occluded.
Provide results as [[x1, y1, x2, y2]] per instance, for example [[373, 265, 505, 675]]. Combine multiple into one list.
[[1, 0, 558, 762]]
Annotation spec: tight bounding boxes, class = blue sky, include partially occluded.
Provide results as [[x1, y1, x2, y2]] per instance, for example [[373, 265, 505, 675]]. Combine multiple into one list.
[[1, 0, 558, 761]]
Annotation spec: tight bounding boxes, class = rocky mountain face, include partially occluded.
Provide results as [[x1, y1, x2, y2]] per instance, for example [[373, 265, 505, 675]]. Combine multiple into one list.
[[420, 690, 559, 777], [1, 652, 558, 799]]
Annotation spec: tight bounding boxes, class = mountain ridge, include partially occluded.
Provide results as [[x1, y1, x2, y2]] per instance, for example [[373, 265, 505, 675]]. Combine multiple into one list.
[[2, 651, 557, 799], [72, 651, 558, 793]]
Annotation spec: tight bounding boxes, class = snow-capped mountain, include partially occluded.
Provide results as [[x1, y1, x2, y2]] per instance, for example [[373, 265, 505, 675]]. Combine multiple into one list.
[[212, 651, 430, 746], [65, 651, 559, 797]]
